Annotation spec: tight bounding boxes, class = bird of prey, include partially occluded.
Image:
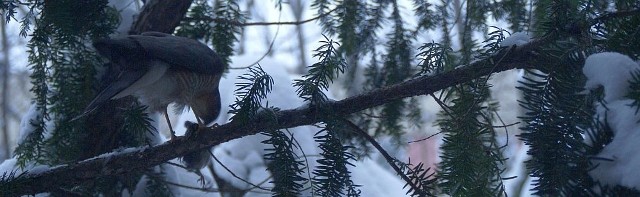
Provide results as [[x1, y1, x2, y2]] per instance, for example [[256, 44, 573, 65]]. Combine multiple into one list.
[[79, 32, 225, 139]]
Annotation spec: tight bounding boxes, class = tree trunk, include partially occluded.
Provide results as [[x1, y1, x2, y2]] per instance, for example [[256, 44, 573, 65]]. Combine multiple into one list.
[[0, 11, 11, 160], [290, 0, 308, 74], [129, 0, 193, 35]]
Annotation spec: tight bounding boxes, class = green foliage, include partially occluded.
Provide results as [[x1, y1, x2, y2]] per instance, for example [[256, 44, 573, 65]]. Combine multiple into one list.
[[517, 53, 593, 195], [177, 0, 244, 67], [312, 0, 390, 56], [591, 4, 640, 59], [294, 35, 346, 104], [395, 160, 437, 197], [228, 65, 310, 195], [514, 1, 640, 195], [229, 65, 274, 123], [311, 0, 338, 35], [437, 77, 506, 196], [433, 1, 450, 46], [145, 169, 172, 197], [262, 129, 308, 196], [13, 0, 118, 166], [293, 36, 359, 196], [14, 14, 52, 168], [481, 27, 508, 55], [335, 0, 365, 55], [2, 1, 42, 37], [382, 2, 414, 87], [628, 71, 640, 113], [312, 125, 360, 197], [1, 0, 20, 21], [14, 26, 49, 166], [5, 0, 640, 196], [430, 6, 515, 197], [176, 0, 216, 41], [12, 107, 46, 167], [582, 4, 640, 193], [45, 38, 102, 164], [41, 0, 113, 36], [120, 104, 157, 146], [494, 0, 529, 31], [6, 1, 169, 195], [412, 0, 436, 32], [416, 42, 453, 75], [0, 171, 27, 196], [211, 0, 244, 66], [367, 2, 417, 138]]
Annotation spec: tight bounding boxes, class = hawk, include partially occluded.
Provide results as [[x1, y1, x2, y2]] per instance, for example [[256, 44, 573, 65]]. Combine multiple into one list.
[[79, 32, 225, 139]]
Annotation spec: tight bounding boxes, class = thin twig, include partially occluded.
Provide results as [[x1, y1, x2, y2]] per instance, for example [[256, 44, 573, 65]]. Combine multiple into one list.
[[209, 150, 270, 191], [460, 46, 514, 119], [429, 93, 453, 116], [164, 161, 188, 169], [149, 172, 272, 194], [144, 172, 220, 193], [286, 128, 316, 196], [407, 131, 442, 144], [492, 121, 520, 128], [492, 111, 512, 149], [229, 11, 282, 70], [339, 118, 423, 194], [205, 8, 337, 27], [243, 173, 274, 193]]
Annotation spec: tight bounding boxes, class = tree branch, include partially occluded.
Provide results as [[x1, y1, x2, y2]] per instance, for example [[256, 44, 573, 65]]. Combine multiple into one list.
[[0, 34, 549, 196], [339, 119, 423, 195], [129, 0, 193, 35], [203, 8, 337, 27]]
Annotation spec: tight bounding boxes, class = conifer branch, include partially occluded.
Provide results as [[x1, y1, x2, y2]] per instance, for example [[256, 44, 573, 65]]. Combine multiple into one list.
[[591, 8, 640, 26], [0, 32, 550, 196], [339, 119, 426, 196]]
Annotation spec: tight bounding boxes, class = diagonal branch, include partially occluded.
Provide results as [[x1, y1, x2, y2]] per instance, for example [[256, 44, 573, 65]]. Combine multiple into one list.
[[339, 119, 424, 195], [0, 34, 549, 196], [129, 0, 193, 35]]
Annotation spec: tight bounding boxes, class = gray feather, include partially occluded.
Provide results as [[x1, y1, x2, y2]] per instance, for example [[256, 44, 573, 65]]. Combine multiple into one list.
[[75, 68, 146, 120], [130, 32, 225, 75], [77, 33, 224, 121]]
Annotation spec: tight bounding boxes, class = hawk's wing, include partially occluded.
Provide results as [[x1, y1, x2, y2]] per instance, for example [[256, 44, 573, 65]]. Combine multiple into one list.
[[130, 32, 225, 75], [74, 63, 148, 120], [75, 33, 223, 120]]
